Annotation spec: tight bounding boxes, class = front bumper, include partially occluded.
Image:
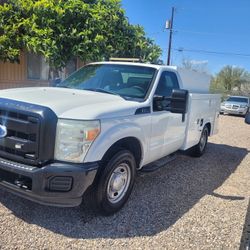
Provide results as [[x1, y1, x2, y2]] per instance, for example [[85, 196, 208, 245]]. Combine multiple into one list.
[[221, 107, 248, 115], [0, 157, 98, 207]]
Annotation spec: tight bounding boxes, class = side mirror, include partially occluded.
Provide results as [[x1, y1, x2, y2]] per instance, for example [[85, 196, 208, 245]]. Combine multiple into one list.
[[167, 89, 189, 114], [153, 89, 189, 114], [245, 112, 250, 124], [153, 96, 169, 111]]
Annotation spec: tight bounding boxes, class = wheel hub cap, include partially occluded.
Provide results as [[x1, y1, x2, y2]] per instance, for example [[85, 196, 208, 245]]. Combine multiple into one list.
[[107, 163, 131, 204], [110, 173, 126, 191], [200, 129, 207, 151]]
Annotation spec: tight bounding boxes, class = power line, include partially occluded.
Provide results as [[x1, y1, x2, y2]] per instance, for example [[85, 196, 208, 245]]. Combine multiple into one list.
[[147, 29, 235, 36], [173, 48, 250, 57], [173, 29, 228, 36], [146, 31, 163, 36], [147, 29, 248, 38]]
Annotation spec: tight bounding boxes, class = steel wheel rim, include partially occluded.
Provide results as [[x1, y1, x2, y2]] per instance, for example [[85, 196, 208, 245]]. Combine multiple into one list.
[[107, 163, 131, 204], [199, 128, 208, 151]]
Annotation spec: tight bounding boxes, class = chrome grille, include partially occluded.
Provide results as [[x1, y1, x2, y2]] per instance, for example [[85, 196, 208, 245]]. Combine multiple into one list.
[[232, 105, 239, 109], [0, 109, 40, 162]]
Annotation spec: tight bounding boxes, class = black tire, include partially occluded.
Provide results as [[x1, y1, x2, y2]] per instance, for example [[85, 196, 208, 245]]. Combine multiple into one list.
[[188, 126, 209, 157], [84, 150, 136, 216]]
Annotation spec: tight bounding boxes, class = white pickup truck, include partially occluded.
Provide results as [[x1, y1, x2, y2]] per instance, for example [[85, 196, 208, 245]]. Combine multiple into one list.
[[0, 62, 220, 215]]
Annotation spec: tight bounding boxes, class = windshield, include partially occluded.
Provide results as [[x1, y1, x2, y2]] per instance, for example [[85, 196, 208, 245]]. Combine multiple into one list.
[[227, 97, 248, 103], [58, 64, 157, 100]]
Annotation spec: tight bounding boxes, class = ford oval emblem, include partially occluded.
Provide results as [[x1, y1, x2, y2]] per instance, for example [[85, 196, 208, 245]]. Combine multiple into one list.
[[0, 124, 7, 138]]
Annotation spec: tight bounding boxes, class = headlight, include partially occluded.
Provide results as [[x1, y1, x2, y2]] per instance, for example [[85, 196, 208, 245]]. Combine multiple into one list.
[[54, 119, 100, 163], [221, 103, 225, 107], [240, 104, 247, 108]]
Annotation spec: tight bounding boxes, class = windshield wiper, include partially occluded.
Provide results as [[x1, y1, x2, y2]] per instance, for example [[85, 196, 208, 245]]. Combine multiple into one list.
[[85, 88, 125, 99], [57, 85, 70, 88]]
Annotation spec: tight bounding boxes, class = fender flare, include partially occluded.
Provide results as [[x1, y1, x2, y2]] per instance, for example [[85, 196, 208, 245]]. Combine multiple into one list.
[[84, 122, 147, 164]]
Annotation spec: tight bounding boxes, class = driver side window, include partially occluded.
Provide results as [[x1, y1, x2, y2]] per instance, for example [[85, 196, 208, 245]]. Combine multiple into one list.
[[155, 71, 179, 97]]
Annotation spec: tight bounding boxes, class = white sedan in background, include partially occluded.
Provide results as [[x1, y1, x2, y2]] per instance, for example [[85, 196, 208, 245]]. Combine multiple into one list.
[[220, 96, 250, 116]]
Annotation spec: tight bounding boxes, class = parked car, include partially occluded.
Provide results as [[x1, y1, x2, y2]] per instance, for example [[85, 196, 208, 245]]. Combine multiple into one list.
[[0, 61, 220, 215], [220, 96, 250, 116]]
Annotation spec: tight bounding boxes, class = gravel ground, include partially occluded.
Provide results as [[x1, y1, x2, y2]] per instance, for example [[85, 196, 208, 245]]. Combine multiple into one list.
[[0, 115, 250, 250]]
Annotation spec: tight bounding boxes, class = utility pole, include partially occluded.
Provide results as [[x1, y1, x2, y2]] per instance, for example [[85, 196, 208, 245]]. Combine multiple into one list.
[[166, 7, 175, 65]]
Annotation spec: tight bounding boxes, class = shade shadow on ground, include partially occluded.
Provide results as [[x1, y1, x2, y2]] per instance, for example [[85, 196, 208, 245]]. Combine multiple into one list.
[[0, 142, 248, 239]]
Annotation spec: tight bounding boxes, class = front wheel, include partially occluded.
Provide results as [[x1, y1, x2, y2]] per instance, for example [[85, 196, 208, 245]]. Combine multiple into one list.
[[188, 126, 209, 157], [85, 150, 136, 215]]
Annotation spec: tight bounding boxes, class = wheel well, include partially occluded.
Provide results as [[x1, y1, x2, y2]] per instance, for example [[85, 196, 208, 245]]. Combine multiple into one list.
[[101, 137, 142, 168], [205, 122, 211, 136]]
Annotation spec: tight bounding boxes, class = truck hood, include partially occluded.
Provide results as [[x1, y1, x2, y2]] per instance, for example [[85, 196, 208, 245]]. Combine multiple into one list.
[[0, 87, 142, 119]]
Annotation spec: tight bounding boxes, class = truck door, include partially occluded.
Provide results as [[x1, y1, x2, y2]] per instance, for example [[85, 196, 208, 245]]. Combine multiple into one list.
[[150, 71, 187, 161]]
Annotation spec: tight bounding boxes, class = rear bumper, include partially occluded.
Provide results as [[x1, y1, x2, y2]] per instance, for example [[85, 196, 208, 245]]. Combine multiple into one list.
[[0, 158, 98, 207]]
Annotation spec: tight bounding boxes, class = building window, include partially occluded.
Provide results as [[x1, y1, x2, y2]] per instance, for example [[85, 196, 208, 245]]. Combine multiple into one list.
[[27, 53, 77, 82], [27, 53, 49, 80]]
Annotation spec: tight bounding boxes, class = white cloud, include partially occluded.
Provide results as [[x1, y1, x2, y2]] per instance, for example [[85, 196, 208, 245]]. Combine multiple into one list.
[[190, 60, 208, 65]]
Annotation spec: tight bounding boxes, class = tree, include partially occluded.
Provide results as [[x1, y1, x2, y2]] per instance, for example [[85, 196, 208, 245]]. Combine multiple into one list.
[[210, 65, 250, 96], [212, 66, 249, 91], [0, 0, 162, 71]]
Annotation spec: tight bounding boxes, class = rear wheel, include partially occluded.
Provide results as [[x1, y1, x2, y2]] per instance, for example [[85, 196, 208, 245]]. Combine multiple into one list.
[[188, 126, 209, 157], [84, 150, 136, 215]]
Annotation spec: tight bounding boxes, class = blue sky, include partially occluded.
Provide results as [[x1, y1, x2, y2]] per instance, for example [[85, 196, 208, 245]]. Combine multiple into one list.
[[121, 0, 250, 74]]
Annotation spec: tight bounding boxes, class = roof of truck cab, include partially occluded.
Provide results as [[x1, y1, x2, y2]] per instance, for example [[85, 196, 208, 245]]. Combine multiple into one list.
[[89, 61, 178, 71]]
